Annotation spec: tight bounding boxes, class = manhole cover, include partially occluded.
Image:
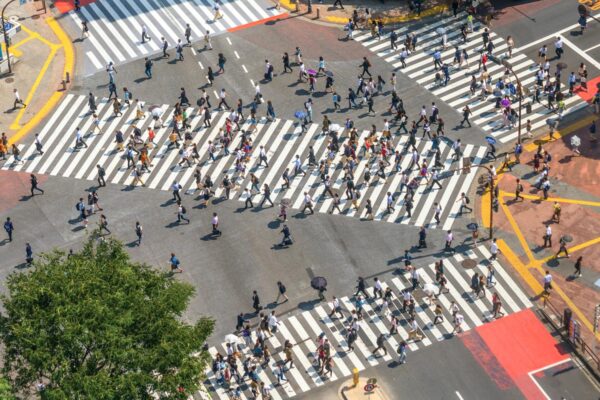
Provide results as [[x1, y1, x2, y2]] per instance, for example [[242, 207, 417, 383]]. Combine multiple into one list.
[[461, 259, 477, 269], [31, 15, 40, 20], [5, 77, 14, 83]]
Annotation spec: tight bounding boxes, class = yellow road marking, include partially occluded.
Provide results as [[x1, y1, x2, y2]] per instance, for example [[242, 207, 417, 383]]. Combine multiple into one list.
[[9, 46, 58, 130], [502, 191, 600, 207], [8, 16, 74, 146], [495, 193, 600, 340], [20, 24, 60, 49], [277, 0, 448, 24], [497, 240, 543, 293], [524, 114, 597, 152], [498, 194, 536, 263]]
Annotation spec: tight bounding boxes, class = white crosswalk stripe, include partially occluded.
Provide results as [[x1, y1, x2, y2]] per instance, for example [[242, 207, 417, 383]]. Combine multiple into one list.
[[70, 0, 282, 74], [8, 95, 488, 229], [203, 245, 532, 398], [356, 12, 589, 144]]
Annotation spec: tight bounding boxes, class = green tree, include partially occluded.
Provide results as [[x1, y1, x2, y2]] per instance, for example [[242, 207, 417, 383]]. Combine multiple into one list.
[[0, 237, 214, 399], [0, 376, 15, 400]]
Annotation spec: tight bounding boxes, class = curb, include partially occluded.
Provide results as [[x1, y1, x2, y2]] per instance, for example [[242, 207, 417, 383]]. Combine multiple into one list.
[[8, 15, 75, 147], [276, 0, 447, 25]]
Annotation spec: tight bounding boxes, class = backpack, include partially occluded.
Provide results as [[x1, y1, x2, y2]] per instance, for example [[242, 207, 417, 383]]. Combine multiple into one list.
[[465, 197, 470, 204], [181, 206, 187, 214]]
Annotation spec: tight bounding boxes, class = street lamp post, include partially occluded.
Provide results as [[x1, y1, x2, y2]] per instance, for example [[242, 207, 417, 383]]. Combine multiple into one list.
[[1, 0, 17, 75], [502, 59, 523, 144]]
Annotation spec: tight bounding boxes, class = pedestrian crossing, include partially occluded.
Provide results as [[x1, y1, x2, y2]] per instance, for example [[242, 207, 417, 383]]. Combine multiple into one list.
[[202, 245, 533, 400], [2, 94, 485, 230], [69, 0, 282, 74], [354, 12, 589, 144]]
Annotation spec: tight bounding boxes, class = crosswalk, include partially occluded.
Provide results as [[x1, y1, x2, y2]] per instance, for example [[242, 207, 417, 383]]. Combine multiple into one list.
[[69, 0, 281, 74], [203, 245, 533, 399], [355, 12, 589, 144], [3, 94, 486, 230]]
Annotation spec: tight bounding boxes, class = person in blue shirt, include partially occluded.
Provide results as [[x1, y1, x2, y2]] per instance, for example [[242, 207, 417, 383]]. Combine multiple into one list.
[[170, 253, 183, 273]]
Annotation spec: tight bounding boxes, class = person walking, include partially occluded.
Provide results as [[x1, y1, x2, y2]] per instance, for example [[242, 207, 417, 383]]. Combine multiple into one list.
[[260, 184, 274, 207], [372, 333, 388, 356], [211, 212, 221, 236], [275, 281, 289, 303], [555, 236, 570, 258], [574, 256, 583, 278], [543, 271, 553, 295], [252, 290, 262, 313], [460, 105, 472, 127], [177, 202, 190, 224], [25, 242, 33, 265], [543, 224, 552, 247], [4, 217, 14, 242], [355, 277, 369, 298], [135, 221, 143, 245], [457, 192, 472, 214], [515, 178, 524, 201], [144, 57, 153, 79], [170, 253, 183, 273], [13, 89, 26, 109], [30, 174, 44, 196], [141, 25, 151, 43], [96, 214, 110, 235]]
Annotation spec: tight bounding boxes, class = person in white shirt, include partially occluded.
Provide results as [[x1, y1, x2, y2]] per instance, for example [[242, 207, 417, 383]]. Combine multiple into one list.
[[554, 36, 563, 59], [211, 212, 221, 236], [543, 271, 553, 294], [303, 192, 314, 214], [407, 318, 423, 341], [543, 224, 552, 247], [267, 311, 279, 333], [13, 89, 26, 109], [373, 277, 383, 298], [490, 238, 500, 260]]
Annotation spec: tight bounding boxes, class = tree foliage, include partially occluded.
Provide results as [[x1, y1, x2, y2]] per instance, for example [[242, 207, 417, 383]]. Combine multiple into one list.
[[0, 237, 214, 399]]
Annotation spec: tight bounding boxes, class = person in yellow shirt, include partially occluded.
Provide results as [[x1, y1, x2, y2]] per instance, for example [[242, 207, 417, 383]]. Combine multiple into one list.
[[552, 201, 561, 223]]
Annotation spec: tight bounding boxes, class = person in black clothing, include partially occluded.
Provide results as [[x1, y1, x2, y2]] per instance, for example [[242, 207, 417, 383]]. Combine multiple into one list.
[[355, 277, 370, 298], [280, 224, 292, 246], [252, 290, 262, 313], [359, 57, 372, 78], [282, 52, 292, 73], [30, 174, 44, 196]]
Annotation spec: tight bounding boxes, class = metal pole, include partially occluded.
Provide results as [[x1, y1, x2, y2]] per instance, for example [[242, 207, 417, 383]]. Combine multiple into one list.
[[1, 0, 17, 75]]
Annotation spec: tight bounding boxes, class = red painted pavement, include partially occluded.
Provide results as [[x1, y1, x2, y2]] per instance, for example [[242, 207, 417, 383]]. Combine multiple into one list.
[[54, 0, 97, 14], [227, 13, 289, 33], [575, 75, 600, 102], [0, 170, 48, 214], [462, 309, 569, 400]]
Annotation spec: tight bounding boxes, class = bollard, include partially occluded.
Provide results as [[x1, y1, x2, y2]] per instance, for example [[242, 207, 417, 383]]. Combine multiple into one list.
[[295, 1, 299, 13], [66, 71, 70, 83], [352, 368, 359, 387], [316, 8, 320, 19]]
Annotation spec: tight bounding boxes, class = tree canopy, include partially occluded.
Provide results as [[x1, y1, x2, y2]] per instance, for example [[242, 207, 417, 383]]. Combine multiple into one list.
[[0, 237, 214, 399]]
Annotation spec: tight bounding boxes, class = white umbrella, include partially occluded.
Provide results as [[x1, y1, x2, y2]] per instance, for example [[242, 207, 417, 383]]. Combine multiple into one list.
[[151, 107, 163, 118], [570, 135, 581, 147], [436, 27, 446, 35], [423, 283, 437, 296], [330, 124, 341, 131], [224, 334, 241, 344]]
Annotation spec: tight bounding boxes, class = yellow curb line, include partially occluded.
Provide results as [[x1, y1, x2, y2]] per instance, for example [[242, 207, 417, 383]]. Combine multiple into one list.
[[8, 16, 74, 146], [523, 114, 597, 152], [538, 236, 600, 265], [498, 193, 536, 263], [276, 0, 448, 25], [9, 46, 59, 130], [325, 5, 448, 25], [503, 191, 600, 207], [498, 239, 600, 341], [497, 240, 543, 293], [1, 41, 23, 58]]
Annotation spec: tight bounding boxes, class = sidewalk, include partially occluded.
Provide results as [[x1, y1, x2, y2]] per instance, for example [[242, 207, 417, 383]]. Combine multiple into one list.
[[478, 113, 600, 345], [277, 0, 448, 25], [0, 1, 73, 148]]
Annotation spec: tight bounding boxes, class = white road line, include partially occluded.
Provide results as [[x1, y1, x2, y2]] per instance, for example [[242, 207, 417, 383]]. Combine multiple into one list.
[[226, 37, 232, 45], [198, 61, 204, 69], [234, 50, 240, 59], [584, 43, 600, 53], [456, 391, 465, 400], [191, 47, 196, 56], [560, 36, 600, 71], [250, 78, 255, 86], [86, 51, 104, 70], [242, 64, 248, 73]]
